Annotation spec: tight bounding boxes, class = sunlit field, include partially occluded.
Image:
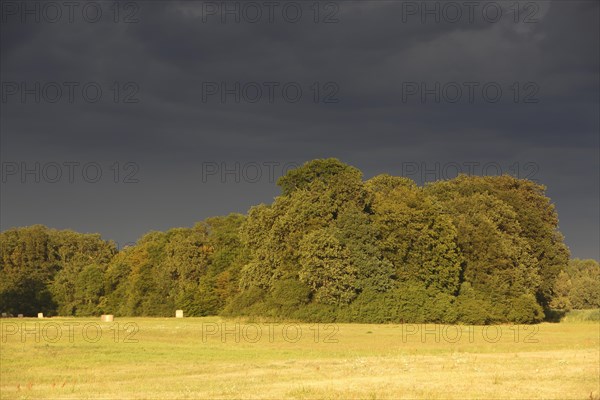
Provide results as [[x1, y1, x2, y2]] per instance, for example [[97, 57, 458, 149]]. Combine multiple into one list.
[[1, 315, 598, 400]]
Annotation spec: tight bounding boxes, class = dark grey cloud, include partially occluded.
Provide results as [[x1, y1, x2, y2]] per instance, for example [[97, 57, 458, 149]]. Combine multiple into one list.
[[1, 0, 598, 258]]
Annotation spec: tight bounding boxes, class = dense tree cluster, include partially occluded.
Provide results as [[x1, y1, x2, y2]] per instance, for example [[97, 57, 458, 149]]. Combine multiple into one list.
[[550, 259, 600, 311], [0, 217, 246, 318], [1, 159, 596, 323], [0, 225, 115, 316]]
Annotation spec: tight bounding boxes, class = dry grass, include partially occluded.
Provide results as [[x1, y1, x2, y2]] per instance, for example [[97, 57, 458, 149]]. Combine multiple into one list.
[[1, 317, 598, 399]]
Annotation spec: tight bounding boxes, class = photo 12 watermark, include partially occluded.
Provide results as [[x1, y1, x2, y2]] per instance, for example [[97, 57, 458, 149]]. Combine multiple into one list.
[[200, 322, 339, 344], [1, 321, 139, 344], [399, 1, 540, 24], [399, 161, 540, 182], [400, 81, 540, 104], [201, 161, 301, 183], [1, 81, 140, 104], [1, 1, 141, 24], [401, 324, 539, 344], [200, 81, 340, 104], [1, 161, 141, 184], [197, 1, 340, 24]]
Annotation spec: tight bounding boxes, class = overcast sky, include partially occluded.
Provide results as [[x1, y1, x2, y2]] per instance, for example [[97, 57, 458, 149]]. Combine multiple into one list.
[[1, 0, 598, 259]]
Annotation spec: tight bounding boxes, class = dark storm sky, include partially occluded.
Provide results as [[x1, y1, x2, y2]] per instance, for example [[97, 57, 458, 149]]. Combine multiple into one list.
[[1, 1, 598, 259]]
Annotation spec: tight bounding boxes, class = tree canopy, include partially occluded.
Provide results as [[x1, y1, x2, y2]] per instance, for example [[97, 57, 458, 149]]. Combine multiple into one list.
[[2, 158, 594, 323]]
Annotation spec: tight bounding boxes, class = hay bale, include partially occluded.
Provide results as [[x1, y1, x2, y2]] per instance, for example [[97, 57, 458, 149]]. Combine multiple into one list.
[[1, 312, 7, 318], [175, 310, 184, 318], [38, 313, 44, 319], [17, 314, 23, 318], [100, 314, 114, 322]]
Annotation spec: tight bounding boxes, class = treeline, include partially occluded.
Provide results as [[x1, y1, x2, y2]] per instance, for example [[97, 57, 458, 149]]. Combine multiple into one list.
[[0, 217, 245, 317], [1, 159, 598, 323]]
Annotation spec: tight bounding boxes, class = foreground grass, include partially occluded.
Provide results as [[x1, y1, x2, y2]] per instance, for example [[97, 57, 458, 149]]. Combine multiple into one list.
[[1, 317, 598, 399]]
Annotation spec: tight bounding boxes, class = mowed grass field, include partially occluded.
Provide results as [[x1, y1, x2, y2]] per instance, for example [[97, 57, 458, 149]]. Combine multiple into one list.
[[1, 316, 598, 399]]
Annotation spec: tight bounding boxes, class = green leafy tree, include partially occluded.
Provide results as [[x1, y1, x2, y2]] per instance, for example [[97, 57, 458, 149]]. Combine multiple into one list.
[[298, 228, 358, 305], [566, 259, 600, 309], [368, 175, 463, 294], [426, 175, 569, 307], [73, 264, 106, 316], [549, 270, 573, 310], [0, 226, 115, 316]]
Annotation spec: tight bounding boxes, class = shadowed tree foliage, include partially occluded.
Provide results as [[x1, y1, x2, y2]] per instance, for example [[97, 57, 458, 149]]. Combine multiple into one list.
[[0, 225, 115, 316], [367, 175, 463, 295]]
